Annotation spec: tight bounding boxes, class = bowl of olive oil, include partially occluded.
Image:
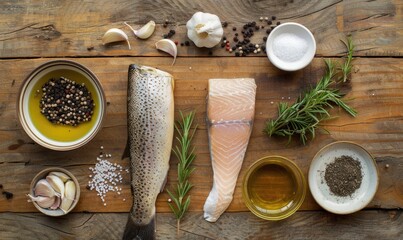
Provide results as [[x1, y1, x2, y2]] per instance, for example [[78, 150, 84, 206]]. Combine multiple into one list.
[[242, 156, 306, 220], [18, 60, 106, 151]]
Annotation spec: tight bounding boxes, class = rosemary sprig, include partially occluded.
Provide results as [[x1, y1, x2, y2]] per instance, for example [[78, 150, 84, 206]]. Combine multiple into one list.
[[167, 111, 197, 234], [338, 36, 354, 82], [264, 37, 357, 145]]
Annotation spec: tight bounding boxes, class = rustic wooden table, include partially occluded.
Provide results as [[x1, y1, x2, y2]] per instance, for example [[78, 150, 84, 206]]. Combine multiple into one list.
[[0, 0, 402, 239]]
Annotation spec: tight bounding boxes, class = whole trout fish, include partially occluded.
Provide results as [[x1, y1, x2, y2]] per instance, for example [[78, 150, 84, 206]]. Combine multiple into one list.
[[123, 65, 174, 240]]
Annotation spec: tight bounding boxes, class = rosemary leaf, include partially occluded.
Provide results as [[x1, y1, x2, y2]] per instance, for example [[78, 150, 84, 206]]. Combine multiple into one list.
[[264, 37, 356, 144], [167, 111, 197, 234]]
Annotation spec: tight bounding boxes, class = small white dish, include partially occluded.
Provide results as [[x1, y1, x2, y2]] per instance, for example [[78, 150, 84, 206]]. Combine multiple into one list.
[[266, 22, 316, 71], [308, 141, 379, 214]]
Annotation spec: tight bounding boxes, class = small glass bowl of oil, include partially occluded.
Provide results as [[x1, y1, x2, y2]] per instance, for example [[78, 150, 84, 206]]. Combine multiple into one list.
[[18, 60, 106, 151], [242, 156, 306, 220]]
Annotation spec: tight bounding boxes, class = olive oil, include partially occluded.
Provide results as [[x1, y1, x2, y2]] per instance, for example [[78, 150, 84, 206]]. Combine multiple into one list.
[[248, 163, 296, 211], [28, 69, 101, 142]]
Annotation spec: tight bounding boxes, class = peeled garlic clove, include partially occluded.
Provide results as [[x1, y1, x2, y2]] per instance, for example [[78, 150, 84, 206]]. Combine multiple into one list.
[[27, 194, 55, 209], [125, 21, 155, 39], [34, 179, 58, 198], [60, 180, 76, 213], [102, 28, 131, 49], [155, 39, 177, 65], [46, 175, 65, 198], [48, 171, 70, 183], [50, 196, 61, 210]]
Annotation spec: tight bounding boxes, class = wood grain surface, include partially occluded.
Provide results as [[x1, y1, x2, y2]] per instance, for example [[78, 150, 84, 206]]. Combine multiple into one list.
[[0, 0, 401, 58], [1, 0, 402, 239], [0, 211, 402, 239], [1, 57, 402, 213]]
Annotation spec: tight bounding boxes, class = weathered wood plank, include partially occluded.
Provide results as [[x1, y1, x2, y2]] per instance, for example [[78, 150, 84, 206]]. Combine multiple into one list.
[[0, 57, 402, 213], [0, 0, 401, 58], [0, 211, 401, 239]]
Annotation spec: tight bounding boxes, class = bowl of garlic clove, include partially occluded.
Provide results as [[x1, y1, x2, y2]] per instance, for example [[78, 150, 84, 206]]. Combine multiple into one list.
[[28, 167, 80, 216]]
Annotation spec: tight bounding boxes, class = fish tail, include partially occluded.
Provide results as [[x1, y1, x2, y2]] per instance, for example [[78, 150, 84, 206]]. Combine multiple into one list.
[[122, 214, 155, 240]]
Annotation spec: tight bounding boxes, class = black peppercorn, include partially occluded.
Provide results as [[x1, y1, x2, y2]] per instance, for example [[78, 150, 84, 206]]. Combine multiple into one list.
[[232, 27, 237, 31], [235, 52, 240, 57], [185, 41, 190, 46], [263, 36, 267, 41], [272, 16, 276, 20], [233, 37, 238, 42], [2, 191, 13, 200], [277, 22, 281, 25], [222, 22, 228, 27], [221, 42, 226, 48]]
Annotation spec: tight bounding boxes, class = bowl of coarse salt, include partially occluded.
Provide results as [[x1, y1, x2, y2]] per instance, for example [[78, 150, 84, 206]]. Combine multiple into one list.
[[266, 22, 316, 71]]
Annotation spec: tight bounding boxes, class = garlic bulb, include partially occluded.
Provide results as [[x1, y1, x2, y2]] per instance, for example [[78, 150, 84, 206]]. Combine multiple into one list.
[[27, 194, 56, 209], [34, 179, 59, 198], [46, 175, 65, 198], [186, 12, 223, 48], [155, 39, 177, 65], [125, 21, 155, 39], [60, 180, 76, 213], [102, 28, 131, 49]]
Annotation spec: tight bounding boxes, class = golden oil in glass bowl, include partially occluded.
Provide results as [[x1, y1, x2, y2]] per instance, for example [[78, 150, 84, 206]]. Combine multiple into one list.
[[29, 69, 100, 142], [242, 156, 306, 220]]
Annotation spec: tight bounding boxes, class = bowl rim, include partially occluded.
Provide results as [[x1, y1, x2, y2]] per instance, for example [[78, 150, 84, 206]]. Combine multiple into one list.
[[266, 22, 316, 71], [242, 155, 306, 221], [29, 167, 81, 216], [17, 60, 106, 151], [308, 141, 379, 214]]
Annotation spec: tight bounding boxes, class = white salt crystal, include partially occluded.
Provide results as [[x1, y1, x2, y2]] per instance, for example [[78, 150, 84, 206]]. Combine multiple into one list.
[[273, 33, 308, 62]]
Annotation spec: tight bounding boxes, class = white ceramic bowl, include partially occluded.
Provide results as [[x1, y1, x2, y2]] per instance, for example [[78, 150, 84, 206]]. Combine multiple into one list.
[[266, 22, 316, 71], [29, 167, 80, 216], [308, 141, 379, 214], [18, 60, 106, 151]]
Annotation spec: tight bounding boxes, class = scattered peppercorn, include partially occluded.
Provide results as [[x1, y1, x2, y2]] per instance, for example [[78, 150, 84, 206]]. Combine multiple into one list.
[[267, 20, 272, 25], [272, 16, 276, 20], [208, 50, 213, 55], [163, 23, 167, 28], [180, 43, 184, 46], [263, 36, 268, 42], [277, 21, 281, 25], [233, 37, 239, 42], [163, 34, 168, 39], [222, 22, 228, 27], [2, 191, 13, 200], [221, 42, 225, 48], [87, 46, 94, 51], [232, 27, 237, 31], [235, 52, 240, 57], [266, 29, 271, 34], [185, 41, 190, 46]]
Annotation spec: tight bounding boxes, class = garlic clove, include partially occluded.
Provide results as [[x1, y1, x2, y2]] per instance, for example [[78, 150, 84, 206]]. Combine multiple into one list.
[[46, 175, 65, 198], [48, 171, 71, 183], [102, 28, 131, 49], [27, 194, 56, 209], [34, 179, 59, 198], [125, 21, 156, 39], [155, 39, 177, 65], [49, 196, 61, 210], [60, 180, 76, 213]]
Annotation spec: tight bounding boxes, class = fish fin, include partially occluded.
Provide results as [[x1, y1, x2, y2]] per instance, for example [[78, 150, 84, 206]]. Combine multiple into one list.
[[123, 214, 155, 240], [160, 174, 168, 193], [121, 139, 130, 160]]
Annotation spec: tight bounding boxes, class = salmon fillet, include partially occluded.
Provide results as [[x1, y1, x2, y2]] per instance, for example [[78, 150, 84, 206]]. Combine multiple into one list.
[[204, 78, 256, 222]]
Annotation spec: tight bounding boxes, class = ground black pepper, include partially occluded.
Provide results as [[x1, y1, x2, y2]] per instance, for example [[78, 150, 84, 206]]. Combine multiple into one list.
[[324, 155, 363, 197], [39, 77, 95, 126]]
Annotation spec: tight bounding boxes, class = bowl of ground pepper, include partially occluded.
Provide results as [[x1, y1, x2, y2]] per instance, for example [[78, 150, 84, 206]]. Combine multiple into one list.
[[308, 141, 379, 214], [18, 60, 106, 151]]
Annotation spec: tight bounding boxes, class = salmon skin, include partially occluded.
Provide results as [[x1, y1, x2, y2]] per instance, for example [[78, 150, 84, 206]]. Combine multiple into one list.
[[123, 65, 174, 240], [204, 78, 256, 222]]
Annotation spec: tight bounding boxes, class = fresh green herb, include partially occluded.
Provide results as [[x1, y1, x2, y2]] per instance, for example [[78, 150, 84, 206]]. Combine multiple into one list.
[[167, 111, 197, 234], [338, 36, 354, 82], [264, 38, 357, 145]]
